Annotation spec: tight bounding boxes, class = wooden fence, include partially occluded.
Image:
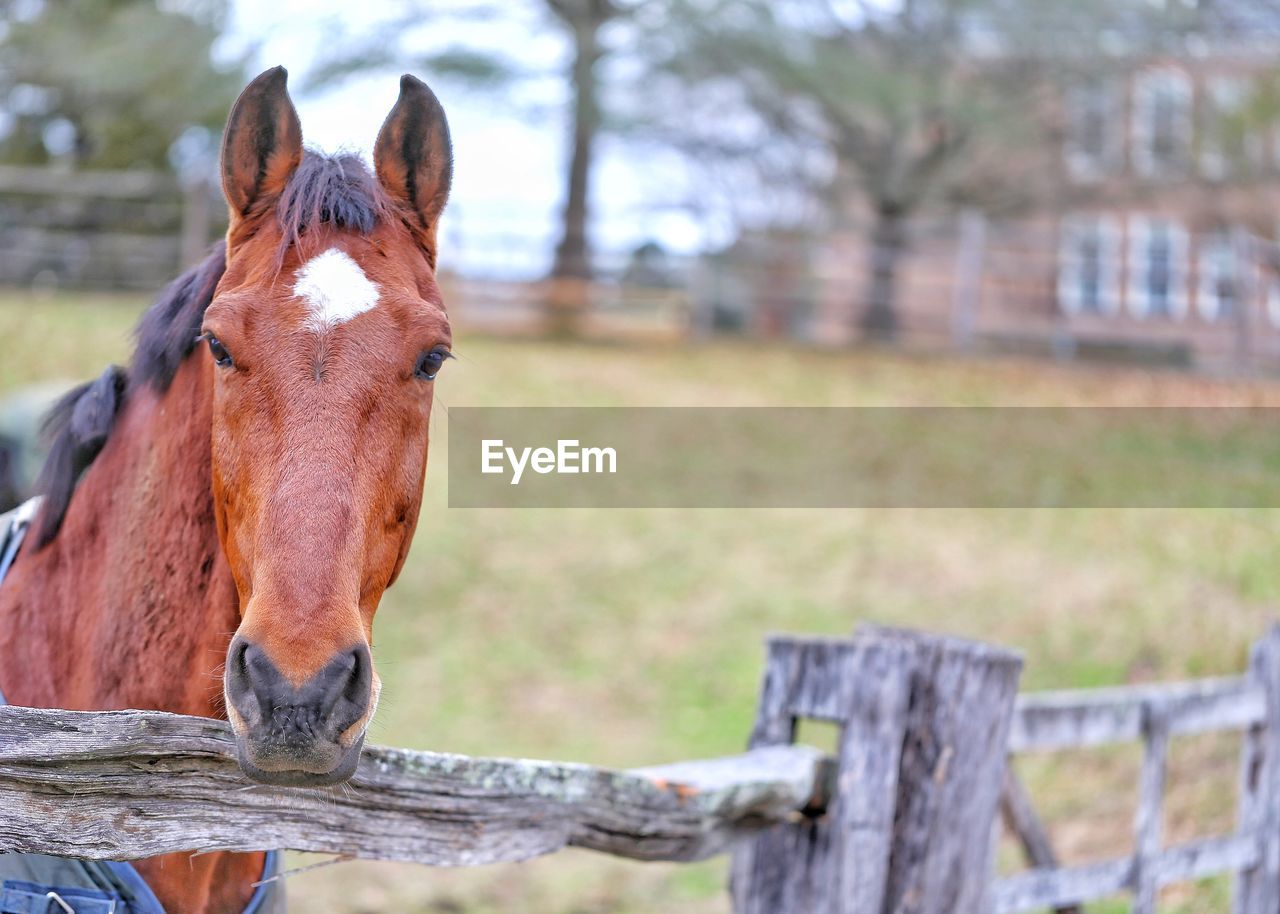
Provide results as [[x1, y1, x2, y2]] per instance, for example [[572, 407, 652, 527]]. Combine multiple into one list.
[[997, 646, 1280, 914], [0, 164, 217, 290], [1, 624, 1278, 912]]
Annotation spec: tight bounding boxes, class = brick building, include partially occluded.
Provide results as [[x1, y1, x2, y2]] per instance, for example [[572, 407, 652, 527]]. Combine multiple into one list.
[[795, 2, 1280, 371]]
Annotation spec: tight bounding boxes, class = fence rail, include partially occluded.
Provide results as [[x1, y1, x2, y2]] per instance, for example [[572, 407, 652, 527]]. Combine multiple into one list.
[[0, 706, 827, 866], [1008, 675, 1266, 751], [2, 625, 1279, 912]]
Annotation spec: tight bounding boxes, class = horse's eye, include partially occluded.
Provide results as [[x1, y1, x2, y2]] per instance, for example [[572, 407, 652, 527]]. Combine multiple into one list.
[[203, 334, 233, 368], [415, 348, 451, 381]]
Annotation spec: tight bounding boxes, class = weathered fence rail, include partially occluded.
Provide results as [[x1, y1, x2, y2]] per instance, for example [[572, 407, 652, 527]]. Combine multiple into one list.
[[0, 706, 828, 866], [2, 624, 1280, 914], [1008, 675, 1266, 751]]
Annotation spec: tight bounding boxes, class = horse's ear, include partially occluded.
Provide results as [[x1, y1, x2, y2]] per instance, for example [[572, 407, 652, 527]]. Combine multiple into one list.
[[220, 66, 303, 239], [374, 74, 453, 267]]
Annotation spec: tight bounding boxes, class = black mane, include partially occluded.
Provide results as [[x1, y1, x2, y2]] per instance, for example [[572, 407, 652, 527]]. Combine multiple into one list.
[[34, 151, 387, 546], [130, 241, 228, 394]]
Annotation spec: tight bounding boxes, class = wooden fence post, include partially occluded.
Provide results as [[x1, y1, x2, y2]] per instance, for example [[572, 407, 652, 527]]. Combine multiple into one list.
[[730, 635, 915, 914], [1132, 704, 1170, 914], [870, 627, 1023, 914], [1235, 625, 1280, 914], [951, 209, 986, 353], [180, 176, 213, 269], [730, 628, 1023, 914]]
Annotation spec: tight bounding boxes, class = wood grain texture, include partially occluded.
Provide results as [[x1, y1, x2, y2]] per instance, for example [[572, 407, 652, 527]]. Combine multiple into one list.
[[730, 628, 1023, 914], [0, 706, 828, 866], [865, 626, 1023, 914]]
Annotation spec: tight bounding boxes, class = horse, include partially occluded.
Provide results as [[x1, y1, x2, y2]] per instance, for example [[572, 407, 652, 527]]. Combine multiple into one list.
[[0, 66, 453, 913]]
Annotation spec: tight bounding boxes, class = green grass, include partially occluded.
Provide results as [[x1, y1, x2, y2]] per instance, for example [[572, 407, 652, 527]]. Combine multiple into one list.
[[4, 290, 1280, 912]]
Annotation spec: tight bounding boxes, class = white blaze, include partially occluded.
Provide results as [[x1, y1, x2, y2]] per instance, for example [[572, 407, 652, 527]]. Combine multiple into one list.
[[293, 248, 379, 331]]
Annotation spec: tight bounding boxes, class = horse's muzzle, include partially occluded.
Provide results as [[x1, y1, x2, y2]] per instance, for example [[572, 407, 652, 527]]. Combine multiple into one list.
[[223, 636, 372, 786]]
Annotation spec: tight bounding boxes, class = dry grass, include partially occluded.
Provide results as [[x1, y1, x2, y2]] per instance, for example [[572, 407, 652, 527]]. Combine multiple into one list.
[[3, 289, 1278, 912]]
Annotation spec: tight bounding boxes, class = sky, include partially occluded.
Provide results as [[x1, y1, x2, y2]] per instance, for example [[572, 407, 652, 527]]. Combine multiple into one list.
[[221, 0, 710, 277]]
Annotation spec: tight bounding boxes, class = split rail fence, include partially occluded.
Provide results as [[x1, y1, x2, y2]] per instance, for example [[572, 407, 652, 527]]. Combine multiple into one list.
[[2, 624, 1280, 912]]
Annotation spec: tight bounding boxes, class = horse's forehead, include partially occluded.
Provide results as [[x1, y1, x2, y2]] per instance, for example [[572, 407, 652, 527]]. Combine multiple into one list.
[[213, 226, 447, 342]]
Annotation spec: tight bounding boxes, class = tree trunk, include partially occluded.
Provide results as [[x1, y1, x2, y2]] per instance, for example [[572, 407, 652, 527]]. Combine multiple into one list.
[[859, 209, 906, 343], [551, 14, 602, 282], [545, 4, 606, 337]]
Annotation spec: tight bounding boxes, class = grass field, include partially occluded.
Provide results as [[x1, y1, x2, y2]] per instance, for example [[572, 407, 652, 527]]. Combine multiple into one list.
[[4, 290, 1280, 912]]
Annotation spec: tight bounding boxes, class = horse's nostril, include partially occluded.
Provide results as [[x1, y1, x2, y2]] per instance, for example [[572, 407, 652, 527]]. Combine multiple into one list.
[[242, 641, 281, 718], [326, 643, 373, 736], [227, 636, 250, 677], [343, 645, 368, 704], [224, 636, 269, 724]]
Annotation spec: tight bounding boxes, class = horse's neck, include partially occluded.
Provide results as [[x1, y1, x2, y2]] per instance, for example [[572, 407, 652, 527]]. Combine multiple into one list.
[[0, 357, 264, 914], [0, 354, 238, 716]]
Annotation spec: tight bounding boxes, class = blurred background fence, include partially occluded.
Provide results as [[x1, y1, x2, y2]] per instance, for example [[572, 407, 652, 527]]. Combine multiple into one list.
[[0, 165, 217, 290], [12, 167, 1280, 375]]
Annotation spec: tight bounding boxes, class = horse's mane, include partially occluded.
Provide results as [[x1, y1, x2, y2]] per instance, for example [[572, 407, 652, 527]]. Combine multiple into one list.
[[33, 151, 388, 547]]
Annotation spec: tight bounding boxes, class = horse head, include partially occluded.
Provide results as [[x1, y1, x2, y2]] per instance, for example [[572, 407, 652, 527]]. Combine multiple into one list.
[[206, 68, 451, 785]]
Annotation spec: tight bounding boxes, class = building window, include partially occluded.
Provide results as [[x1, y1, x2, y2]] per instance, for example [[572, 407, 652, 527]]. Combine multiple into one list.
[[1133, 68, 1192, 179], [1201, 77, 1257, 180], [1128, 216, 1188, 318], [1058, 216, 1120, 315], [1197, 231, 1237, 321], [1065, 81, 1121, 181]]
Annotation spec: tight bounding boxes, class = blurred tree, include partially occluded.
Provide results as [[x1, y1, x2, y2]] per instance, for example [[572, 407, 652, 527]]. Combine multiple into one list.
[[648, 0, 1172, 342], [0, 0, 247, 171], [310, 0, 636, 284], [546, 0, 617, 281]]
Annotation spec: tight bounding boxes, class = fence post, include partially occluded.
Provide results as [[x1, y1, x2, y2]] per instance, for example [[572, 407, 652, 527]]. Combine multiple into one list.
[[730, 635, 915, 914], [870, 627, 1023, 914], [951, 209, 986, 353], [180, 176, 213, 269], [1132, 704, 1170, 914], [1235, 626, 1280, 914], [730, 628, 1022, 914]]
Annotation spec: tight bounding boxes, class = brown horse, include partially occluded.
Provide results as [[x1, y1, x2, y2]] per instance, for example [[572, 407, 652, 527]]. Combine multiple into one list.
[[0, 67, 453, 912]]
